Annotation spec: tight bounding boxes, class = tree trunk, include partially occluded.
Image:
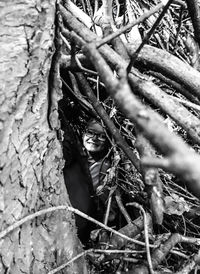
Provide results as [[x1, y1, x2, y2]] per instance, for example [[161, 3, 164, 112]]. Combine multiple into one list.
[[0, 0, 86, 273]]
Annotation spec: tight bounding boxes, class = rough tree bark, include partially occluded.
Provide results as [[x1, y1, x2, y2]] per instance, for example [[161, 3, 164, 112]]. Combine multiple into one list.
[[0, 0, 86, 273]]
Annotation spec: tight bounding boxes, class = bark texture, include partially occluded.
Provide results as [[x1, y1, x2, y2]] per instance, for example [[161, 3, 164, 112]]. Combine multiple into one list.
[[0, 1, 86, 273]]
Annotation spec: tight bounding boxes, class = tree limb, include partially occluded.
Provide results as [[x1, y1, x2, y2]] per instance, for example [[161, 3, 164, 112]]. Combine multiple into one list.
[[126, 43, 200, 100], [60, 6, 200, 146], [75, 72, 140, 171], [60, 4, 200, 198], [81, 42, 200, 198]]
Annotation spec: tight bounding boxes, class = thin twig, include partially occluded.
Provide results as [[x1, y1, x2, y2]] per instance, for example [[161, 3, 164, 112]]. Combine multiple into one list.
[[75, 54, 98, 75], [48, 249, 90, 274], [175, 249, 200, 274], [172, 97, 200, 112], [70, 207, 150, 247], [170, 249, 189, 259], [95, 2, 165, 48], [126, 0, 173, 73], [61, 77, 95, 116], [48, 248, 144, 274], [127, 202, 154, 274], [91, 249, 143, 254], [0, 205, 68, 240], [115, 190, 132, 224], [75, 72, 141, 171], [60, 32, 71, 50], [104, 191, 113, 226], [0, 205, 150, 247], [87, 77, 105, 87]]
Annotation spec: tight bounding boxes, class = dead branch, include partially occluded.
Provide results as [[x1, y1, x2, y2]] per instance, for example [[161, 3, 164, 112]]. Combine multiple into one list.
[[126, 233, 200, 274], [60, 5, 200, 147], [135, 133, 164, 225], [57, 2, 200, 273], [115, 190, 132, 224], [60, 53, 93, 71], [75, 72, 141, 170], [0, 205, 68, 240], [80, 41, 200, 198], [172, 97, 200, 113], [94, 2, 165, 48], [63, 0, 93, 28], [98, 0, 129, 60], [128, 73, 200, 146], [95, 214, 152, 266], [126, 43, 200, 100], [0, 204, 148, 247], [175, 249, 200, 274], [49, 247, 148, 274], [69, 207, 148, 247], [150, 71, 200, 105], [60, 3, 200, 197], [61, 75, 96, 116], [127, 0, 174, 73], [127, 202, 154, 274], [110, 213, 152, 249], [48, 249, 90, 274]]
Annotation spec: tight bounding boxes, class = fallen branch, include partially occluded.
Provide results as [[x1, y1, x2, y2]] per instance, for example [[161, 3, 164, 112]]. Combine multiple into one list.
[[79, 40, 200, 197], [110, 213, 152, 249], [48, 250, 89, 274], [76, 72, 141, 170], [70, 208, 149, 247], [127, 202, 154, 274], [175, 249, 200, 274], [0, 205, 68, 240], [126, 43, 200, 100], [60, 6, 200, 147], [95, 214, 152, 264], [61, 76, 96, 117], [172, 97, 200, 113], [94, 1, 165, 48], [94, 0, 129, 60], [60, 5, 200, 146], [127, 233, 200, 274], [0, 205, 148, 246], [48, 248, 143, 274], [115, 189, 132, 224], [135, 133, 164, 225], [127, 0, 173, 73], [150, 71, 200, 105]]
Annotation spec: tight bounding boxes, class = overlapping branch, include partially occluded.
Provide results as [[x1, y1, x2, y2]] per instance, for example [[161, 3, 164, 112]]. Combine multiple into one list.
[[59, 3, 200, 198], [58, 2, 200, 273]]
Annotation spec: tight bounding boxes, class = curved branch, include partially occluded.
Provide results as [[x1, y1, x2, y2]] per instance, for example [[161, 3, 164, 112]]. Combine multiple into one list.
[[128, 73, 200, 146], [126, 43, 200, 100], [127, 233, 200, 273], [127, 0, 174, 73], [75, 72, 140, 171], [60, 6, 200, 146], [150, 71, 200, 105], [95, 2, 165, 48], [60, 4, 200, 197]]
